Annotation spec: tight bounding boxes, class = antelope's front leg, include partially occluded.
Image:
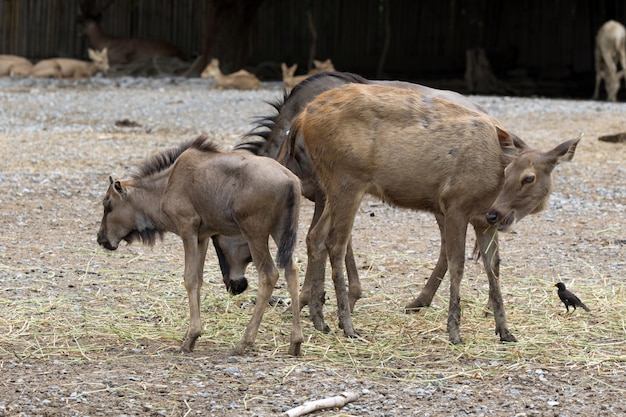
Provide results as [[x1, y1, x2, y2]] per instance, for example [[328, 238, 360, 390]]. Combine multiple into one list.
[[325, 190, 364, 338], [444, 213, 468, 345], [475, 228, 517, 342], [180, 235, 208, 353]]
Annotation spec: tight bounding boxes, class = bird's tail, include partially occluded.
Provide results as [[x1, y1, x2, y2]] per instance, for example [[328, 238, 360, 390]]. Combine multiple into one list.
[[581, 302, 590, 312]]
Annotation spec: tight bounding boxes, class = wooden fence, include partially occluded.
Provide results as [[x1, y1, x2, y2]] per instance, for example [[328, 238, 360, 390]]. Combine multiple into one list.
[[1, 0, 625, 86]]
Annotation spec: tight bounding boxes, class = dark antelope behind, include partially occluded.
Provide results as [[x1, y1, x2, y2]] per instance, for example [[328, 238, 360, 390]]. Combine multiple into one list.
[[97, 136, 303, 355], [214, 71, 501, 329], [78, 0, 184, 65], [281, 83, 579, 344]]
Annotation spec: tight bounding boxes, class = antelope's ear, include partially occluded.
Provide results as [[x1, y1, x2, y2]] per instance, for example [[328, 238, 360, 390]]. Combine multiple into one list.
[[551, 134, 582, 164], [496, 126, 526, 156]]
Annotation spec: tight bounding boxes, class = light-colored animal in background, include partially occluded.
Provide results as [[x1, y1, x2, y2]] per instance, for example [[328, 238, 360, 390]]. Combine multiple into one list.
[[593, 20, 626, 102], [201, 58, 260, 90], [281, 59, 336, 89], [281, 63, 309, 89], [30, 48, 109, 79], [77, 0, 184, 65], [0, 55, 33, 77], [312, 58, 335, 73], [280, 83, 579, 344]]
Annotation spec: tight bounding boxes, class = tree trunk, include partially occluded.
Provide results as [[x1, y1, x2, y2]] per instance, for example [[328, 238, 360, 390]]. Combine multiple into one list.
[[185, 0, 265, 77], [465, 47, 499, 93]]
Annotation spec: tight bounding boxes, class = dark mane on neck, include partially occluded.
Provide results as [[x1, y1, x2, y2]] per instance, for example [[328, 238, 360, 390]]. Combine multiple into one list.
[[131, 135, 220, 180], [292, 71, 369, 94], [241, 71, 371, 150], [191, 135, 222, 153]]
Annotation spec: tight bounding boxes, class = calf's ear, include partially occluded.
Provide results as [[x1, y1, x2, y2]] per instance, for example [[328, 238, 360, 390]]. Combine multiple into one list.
[[112, 179, 126, 198]]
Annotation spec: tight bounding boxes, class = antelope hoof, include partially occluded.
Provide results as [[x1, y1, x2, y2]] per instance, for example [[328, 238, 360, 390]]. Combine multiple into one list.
[[498, 329, 518, 343], [449, 334, 463, 345], [231, 341, 251, 356], [314, 323, 331, 334], [405, 298, 430, 313], [181, 332, 200, 353], [341, 324, 359, 338], [348, 293, 362, 313], [288, 341, 302, 356]]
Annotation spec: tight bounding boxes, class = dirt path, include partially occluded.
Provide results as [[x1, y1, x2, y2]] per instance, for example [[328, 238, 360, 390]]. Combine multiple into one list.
[[0, 77, 624, 416]]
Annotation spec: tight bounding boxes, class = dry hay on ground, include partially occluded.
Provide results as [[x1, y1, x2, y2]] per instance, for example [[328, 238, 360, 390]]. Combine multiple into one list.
[[0, 79, 624, 415]]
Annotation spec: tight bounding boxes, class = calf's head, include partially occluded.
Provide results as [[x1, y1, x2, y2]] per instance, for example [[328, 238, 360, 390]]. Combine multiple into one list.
[[211, 235, 251, 295], [486, 136, 580, 232], [97, 177, 161, 250]]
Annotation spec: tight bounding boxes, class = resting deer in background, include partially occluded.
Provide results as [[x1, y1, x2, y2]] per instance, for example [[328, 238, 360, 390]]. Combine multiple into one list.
[[30, 48, 109, 79], [201, 59, 260, 90], [77, 0, 184, 66], [0, 55, 33, 77], [593, 20, 626, 102], [281, 59, 336, 89]]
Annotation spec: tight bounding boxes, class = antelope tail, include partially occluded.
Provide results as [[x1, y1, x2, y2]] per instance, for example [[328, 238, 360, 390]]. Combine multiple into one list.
[[276, 183, 299, 269]]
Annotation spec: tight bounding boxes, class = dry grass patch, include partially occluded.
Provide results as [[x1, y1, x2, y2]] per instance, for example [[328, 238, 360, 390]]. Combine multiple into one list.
[[2, 246, 624, 385]]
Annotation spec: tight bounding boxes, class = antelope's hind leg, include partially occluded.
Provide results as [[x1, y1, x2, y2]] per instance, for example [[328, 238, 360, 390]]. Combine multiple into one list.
[[324, 184, 367, 338], [406, 213, 448, 311]]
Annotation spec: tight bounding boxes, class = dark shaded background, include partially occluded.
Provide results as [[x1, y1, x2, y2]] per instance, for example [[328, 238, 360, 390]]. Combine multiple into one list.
[[1, 0, 625, 98]]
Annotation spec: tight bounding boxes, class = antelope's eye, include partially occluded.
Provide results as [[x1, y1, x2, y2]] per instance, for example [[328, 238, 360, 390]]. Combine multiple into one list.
[[522, 175, 535, 185]]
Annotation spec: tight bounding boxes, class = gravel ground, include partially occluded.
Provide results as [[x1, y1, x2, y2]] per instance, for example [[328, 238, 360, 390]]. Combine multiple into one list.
[[0, 75, 625, 416]]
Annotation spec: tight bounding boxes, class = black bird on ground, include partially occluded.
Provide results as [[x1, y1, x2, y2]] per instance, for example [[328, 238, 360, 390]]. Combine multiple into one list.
[[555, 282, 590, 312]]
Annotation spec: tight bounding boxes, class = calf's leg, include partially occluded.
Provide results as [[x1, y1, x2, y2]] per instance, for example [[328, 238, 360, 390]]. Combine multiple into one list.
[[345, 240, 362, 311], [181, 235, 209, 353], [233, 240, 279, 355]]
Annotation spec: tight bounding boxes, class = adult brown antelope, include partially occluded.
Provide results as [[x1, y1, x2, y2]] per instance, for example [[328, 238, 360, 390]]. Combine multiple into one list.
[[213, 71, 494, 330], [77, 0, 184, 66], [0, 55, 33, 77], [281, 83, 579, 344], [97, 136, 303, 356], [30, 48, 109, 79], [201, 59, 260, 90], [593, 20, 626, 102]]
